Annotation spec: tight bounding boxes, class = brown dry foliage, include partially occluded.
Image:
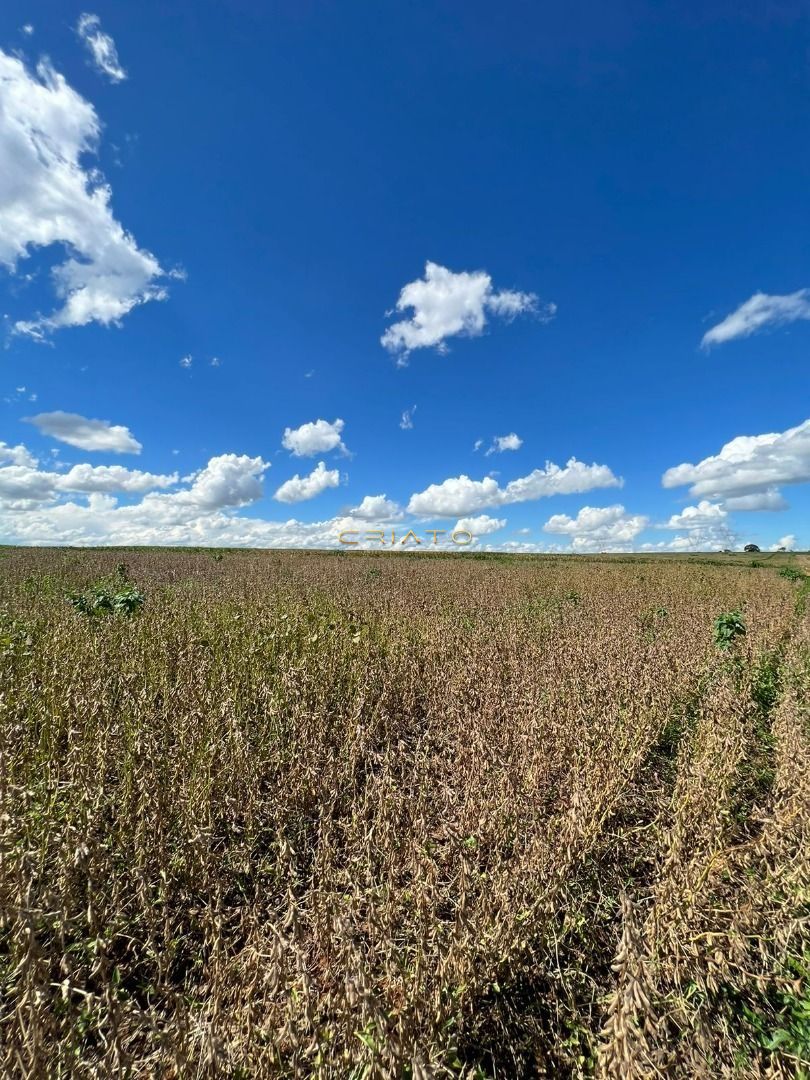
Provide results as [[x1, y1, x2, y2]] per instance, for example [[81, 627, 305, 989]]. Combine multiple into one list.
[[0, 548, 808, 1078]]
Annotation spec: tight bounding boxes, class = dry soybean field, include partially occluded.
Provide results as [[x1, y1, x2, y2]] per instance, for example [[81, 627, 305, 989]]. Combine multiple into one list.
[[1, 546, 809, 1079]]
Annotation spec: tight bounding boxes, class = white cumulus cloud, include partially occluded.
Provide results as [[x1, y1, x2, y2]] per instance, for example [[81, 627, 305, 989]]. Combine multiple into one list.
[[408, 458, 621, 517], [641, 526, 735, 553], [76, 13, 127, 83], [770, 534, 797, 551], [381, 261, 552, 359], [662, 418, 810, 506], [0, 450, 310, 546], [454, 514, 506, 536], [0, 447, 178, 508], [0, 49, 169, 337], [282, 418, 347, 457], [57, 463, 177, 494], [701, 289, 810, 348], [24, 411, 142, 453], [349, 494, 403, 520], [485, 432, 522, 456], [662, 501, 728, 529], [274, 461, 340, 504], [178, 454, 269, 510], [0, 441, 37, 467], [543, 504, 649, 552], [654, 500, 735, 550], [0, 464, 60, 505], [724, 490, 789, 512], [409, 475, 501, 517]]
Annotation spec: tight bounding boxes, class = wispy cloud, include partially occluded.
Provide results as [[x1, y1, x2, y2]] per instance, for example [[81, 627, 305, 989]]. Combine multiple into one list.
[[24, 411, 142, 454], [701, 289, 810, 347], [77, 13, 127, 83], [3, 386, 37, 405]]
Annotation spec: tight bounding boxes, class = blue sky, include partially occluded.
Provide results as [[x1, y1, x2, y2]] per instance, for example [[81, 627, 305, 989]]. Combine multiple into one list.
[[1, 1, 810, 551]]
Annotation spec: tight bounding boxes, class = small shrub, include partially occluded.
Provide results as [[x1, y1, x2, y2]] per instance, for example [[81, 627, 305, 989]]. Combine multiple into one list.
[[713, 610, 746, 650], [778, 566, 804, 582], [0, 611, 34, 657], [68, 579, 145, 618]]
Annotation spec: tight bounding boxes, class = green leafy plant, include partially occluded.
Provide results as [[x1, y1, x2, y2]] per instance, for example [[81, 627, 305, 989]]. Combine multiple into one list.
[[739, 972, 810, 1068], [67, 577, 145, 618], [713, 610, 746, 650], [0, 611, 34, 657], [778, 566, 804, 582]]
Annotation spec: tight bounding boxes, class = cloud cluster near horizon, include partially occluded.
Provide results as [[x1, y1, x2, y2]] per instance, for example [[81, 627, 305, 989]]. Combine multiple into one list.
[[2, 414, 805, 550], [407, 458, 621, 517]]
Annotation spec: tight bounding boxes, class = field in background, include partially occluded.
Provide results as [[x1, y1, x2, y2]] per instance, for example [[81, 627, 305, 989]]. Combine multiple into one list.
[[1, 547, 809, 1078]]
